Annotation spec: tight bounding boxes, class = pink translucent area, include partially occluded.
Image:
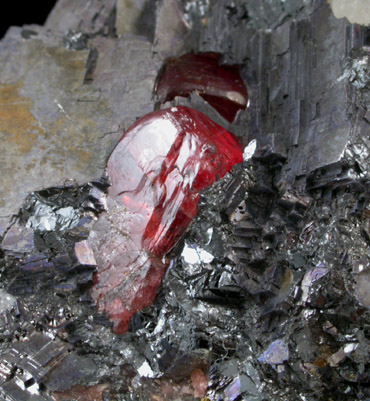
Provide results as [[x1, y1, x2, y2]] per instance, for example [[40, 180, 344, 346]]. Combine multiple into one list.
[[190, 368, 208, 398], [90, 106, 243, 334], [156, 52, 248, 123]]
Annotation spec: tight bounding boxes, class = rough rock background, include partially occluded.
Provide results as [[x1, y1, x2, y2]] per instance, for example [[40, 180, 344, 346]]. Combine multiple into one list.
[[0, 1, 160, 234]]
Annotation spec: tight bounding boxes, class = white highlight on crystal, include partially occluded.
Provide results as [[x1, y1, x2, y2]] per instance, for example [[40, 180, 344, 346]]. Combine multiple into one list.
[[206, 227, 213, 245], [225, 90, 246, 105], [181, 242, 214, 264], [28, 382, 40, 395], [243, 139, 257, 161], [26, 204, 79, 231], [138, 361, 154, 377], [344, 343, 358, 354], [0, 289, 15, 313]]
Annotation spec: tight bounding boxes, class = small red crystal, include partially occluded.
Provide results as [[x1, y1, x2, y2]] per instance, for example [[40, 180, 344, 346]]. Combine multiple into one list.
[[90, 106, 243, 333], [156, 52, 248, 122]]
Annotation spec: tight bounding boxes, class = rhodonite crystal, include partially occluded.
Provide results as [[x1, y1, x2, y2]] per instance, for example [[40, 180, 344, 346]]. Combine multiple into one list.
[[89, 106, 243, 333], [155, 53, 248, 122]]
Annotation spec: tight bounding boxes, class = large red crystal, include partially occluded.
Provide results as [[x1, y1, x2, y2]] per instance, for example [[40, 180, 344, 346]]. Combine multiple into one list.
[[155, 53, 248, 123], [90, 106, 243, 333]]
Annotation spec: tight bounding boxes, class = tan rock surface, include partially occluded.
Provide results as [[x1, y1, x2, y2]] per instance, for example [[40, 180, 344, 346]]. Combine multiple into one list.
[[329, 0, 370, 25]]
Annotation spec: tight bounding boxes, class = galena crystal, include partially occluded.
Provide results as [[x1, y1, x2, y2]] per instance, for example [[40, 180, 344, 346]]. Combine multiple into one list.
[[90, 106, 243, 333], [155, 53, 248, 122]]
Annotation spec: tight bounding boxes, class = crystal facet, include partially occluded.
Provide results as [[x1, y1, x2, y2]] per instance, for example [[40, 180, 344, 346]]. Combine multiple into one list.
[[90, 106, 243, 333], [156, 53, 248, 122], [106, 106, 243, 255]]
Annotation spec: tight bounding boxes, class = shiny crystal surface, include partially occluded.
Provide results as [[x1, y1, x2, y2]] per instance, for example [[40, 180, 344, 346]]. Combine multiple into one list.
[[106, 106, 243, 255], [2, 1, 370, 400], [90, 106, 243, 333], [156, 53, 248, 122]]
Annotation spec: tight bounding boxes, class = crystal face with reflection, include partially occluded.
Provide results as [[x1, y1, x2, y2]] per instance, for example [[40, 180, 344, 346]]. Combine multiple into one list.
[[90, 106, 243, 333], [155, 53, 248, 122]]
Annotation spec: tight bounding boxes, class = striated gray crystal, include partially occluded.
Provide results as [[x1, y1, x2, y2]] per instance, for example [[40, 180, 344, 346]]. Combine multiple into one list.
[[200, 0, 368, 183], [0, 331, 98, 400]]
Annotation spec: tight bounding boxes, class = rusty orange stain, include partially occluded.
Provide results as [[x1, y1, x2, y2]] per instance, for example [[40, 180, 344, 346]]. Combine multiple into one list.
[[0, 81, 43, 154]]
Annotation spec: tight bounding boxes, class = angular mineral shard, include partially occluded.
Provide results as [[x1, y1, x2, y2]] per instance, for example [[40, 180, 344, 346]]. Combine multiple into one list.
[[224, 377, 241, 401], [2, 224, 34, 254], [90, 106, 243, 333], [155, 53, 248, 122], [181, 242, 214, 264], [74, 240, 97, 266], [258, 339, 289, 365]]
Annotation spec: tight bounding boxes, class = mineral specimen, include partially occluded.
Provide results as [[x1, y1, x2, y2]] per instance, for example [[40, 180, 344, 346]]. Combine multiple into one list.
[[2, 1, 370, 400], [90, 106, 243, 333], [155, 53, 248, 122]]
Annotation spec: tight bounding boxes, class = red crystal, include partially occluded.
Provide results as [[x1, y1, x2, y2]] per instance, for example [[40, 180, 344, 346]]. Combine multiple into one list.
[[90, 106, 243, 333], [155, 52, 248, 123]]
